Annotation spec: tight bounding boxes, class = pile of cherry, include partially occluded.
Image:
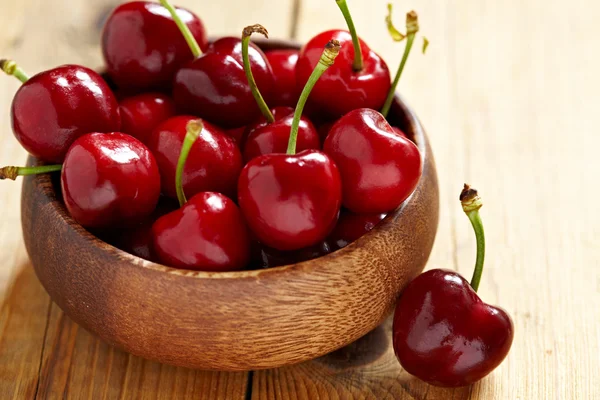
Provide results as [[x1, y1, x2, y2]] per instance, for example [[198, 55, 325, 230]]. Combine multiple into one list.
[[0, 0, 513, 389], [1, 0, 423, 270]]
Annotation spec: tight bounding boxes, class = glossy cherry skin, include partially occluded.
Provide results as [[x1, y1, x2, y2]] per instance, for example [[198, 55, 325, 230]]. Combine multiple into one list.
[[152, 192, 250, 271], [323, 108, 422, 213], [265, 49, 299, 107], [147, 116, 243, 200], [327, 211, 387, 251], [392, 126, 408, 139], [238, 149, 342, 251], [61, 132, 161, 229], [11, 65, 120, 163], [173, 37, 274, 128], [225, 126, 247, 146], [316, 121, 335, 144], [119, 92, 177, 144], [243, 106, 320, 162], [102, 1, 208, 90], [296, 30, 391, 119], [393, 269, 514, 387]]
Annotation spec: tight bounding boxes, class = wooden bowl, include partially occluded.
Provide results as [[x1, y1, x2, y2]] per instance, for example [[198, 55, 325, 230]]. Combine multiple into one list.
[[20, 39, 439, 371]]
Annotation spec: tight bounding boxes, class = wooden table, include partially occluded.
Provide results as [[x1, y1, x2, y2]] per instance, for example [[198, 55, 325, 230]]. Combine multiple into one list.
[[1, 0, 598, 398]]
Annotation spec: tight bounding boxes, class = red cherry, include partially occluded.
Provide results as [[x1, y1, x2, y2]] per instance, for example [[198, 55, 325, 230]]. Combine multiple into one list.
[[119, 92, 177, 144], [147, 116, 242, 200], [152, 192, 250, 271], [265, 49, 299, 107], [393, 269, 514, 387], [9, 64, 120, 163], [102, 1, 208, 90], [108, 197, 178, 262], [327, 210, 387, 251], [243, 106, 320, 162], [296, 30, 390, 119], [225, 126, 247, 146], [238, 149, 342, 251], [173, 37, 274, 128], [391, 126, 407, 138], [323, 108, 422, 213], [61, 132, 160, 229]]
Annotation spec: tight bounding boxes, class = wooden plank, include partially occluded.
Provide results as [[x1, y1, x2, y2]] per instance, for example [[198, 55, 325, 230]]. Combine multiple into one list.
[[35, 303, 249, 399]]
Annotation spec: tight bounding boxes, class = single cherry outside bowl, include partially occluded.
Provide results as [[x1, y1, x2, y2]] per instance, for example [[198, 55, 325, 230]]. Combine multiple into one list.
[[20, 39, 439, 371]]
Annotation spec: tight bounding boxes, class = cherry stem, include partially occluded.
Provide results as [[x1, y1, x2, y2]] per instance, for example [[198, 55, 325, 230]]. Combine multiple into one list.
[[460, 184, 485, 292], [287, 40, 341, 155], [380, 8, 420, 118], [159, 0, 202, 58], [0, 164, 62, 180], [242, 25, 274, 123], [335, 0, 363, 71], [175, 120, 203, 207], [0, 59, 30, 83]]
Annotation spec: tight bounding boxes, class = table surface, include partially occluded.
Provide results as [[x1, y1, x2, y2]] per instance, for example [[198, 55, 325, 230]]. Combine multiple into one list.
[[1, 0, 598, 398]]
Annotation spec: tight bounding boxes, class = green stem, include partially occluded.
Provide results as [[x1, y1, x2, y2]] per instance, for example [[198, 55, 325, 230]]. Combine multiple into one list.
[[242, 25, 274, 123], [0, 59, 30, 83], [159, 0, 202, 58], [335, 0, 363, 71], [0, 164, 62, 180], [287, 40, 341, 155], [175, 120, 203, 207], [460, 184, 485, 292], [381, 10, 419, 118]]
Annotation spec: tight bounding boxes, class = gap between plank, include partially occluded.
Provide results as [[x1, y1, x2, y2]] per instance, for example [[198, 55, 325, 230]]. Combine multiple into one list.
[[289, 0, 301, 39], [33, 301, 53, 399], [244, 370, 254, 400]]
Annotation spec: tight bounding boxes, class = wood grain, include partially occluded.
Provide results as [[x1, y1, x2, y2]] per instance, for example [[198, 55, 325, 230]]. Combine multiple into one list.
[[1, 0, 599, 399]]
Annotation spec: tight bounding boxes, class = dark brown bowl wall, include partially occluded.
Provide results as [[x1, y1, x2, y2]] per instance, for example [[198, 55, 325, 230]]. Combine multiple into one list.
[[20, 40, 439, 371]]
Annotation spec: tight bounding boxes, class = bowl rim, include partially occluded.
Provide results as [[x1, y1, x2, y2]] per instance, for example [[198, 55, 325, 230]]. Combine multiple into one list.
[[32, 39, 429, 281]]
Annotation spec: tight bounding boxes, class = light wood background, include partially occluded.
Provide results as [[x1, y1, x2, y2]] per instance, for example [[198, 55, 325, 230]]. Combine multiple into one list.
[[1, 0, 598, 398]]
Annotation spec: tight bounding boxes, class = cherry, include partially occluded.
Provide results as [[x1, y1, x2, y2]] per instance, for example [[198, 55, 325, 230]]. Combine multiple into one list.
[[119, 92, 177, 144], [265, 49, 299, 107], [392, 126, 407, 138], [327, 211, 387, 251], [323, 108, 422, 213], [151, 120, 250, 271], [243, 110, 320, 162], [61, 132, 161, 229], [101, 0, 208, 91], [1, 61, 120, 163], [164, 12, 274, 128], [225, 126, 247, 146], [108, 197, 178, 262], [147, 115, 242, 200], [173, 39, 274, 129], [152, 192, 250, 271], [295, 0, 390, 119], [239, 26, 319, 162], [238, 41, 343, 251], [316, 121, 335, 144], [393, 185, 514, 387]]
